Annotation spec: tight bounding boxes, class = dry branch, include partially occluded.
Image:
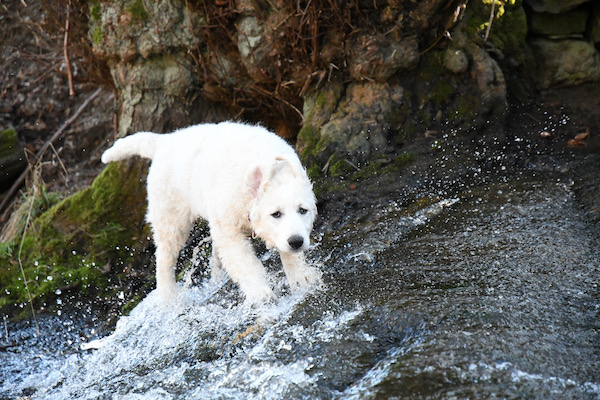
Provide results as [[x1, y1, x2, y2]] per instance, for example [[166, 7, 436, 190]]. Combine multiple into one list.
[[64, 1, 75, 96], [0, 87, 102, 215]]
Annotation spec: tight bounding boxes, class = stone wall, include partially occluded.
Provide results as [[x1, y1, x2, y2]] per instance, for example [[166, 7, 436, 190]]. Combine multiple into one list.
[[525, 0, 600, 89], [84, 0, 600, 169]]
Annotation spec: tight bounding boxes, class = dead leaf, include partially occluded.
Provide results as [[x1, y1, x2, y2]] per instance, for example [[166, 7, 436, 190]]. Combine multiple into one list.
[[567, 127, 590, 147]]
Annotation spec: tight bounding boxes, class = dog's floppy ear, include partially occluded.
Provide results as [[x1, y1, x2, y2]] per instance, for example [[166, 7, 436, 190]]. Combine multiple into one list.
[[248, 165, 264, 199], [274, 155, 302, 178], [247, 157, 292, 198]]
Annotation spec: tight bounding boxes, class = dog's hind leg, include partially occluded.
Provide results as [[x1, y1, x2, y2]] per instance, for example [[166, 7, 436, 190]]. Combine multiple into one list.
[[210, 225, 275, 304], [280, 252, 322, 292], [153, 227, 189, 301], [147, 201, 193, 302]]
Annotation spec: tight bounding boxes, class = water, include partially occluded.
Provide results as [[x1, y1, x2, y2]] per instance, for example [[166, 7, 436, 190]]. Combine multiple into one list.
[[2, 154, 600, 399]]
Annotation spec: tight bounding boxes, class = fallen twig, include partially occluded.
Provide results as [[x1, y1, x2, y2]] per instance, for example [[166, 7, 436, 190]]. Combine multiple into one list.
[[0, 87, 102, 215], [17, 181, 40, 335], [64, 0, 75, 96]]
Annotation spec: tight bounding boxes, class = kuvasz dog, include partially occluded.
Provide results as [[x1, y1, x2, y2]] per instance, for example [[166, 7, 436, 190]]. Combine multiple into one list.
[[101, 121, 321, 303]]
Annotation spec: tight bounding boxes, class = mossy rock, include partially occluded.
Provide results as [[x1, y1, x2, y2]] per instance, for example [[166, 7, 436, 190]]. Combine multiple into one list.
[[463, 0, 529, 66], [125, 0, 149, 22], [0, 160, 151, 317]]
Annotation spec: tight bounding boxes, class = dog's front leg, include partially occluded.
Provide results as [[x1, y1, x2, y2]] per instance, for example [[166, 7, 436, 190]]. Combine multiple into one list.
[[280, 251, 322, 292], [208, 246, 226, 283], [211, 227, 275, 304]]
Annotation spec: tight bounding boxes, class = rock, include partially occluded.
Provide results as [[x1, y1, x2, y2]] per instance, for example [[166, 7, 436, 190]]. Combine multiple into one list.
[[472, 0, 529, 68], [89, 0, 196, 61], [347, 34, 419, 81], [443, 48, 469, 74], [110, 55, 203, 136], [467, 44, 507, 114], [298, 82, 406, 172], [0, 160, 153, 315], [89, 0, 228, 136], [237, 14, 268, 81], [524, 0, 588, 14], [529, 10, 588, 36], [0, 129, 27, 190], [529, 38, 600, 89], [591, 5, 600, 44]]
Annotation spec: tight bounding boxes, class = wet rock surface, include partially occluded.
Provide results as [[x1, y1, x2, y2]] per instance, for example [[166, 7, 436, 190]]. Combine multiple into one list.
[[2, 97, 599, 399]]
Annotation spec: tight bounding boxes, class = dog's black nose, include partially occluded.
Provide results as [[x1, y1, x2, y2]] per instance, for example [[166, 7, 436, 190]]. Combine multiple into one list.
[[288, 235, 304, 250]]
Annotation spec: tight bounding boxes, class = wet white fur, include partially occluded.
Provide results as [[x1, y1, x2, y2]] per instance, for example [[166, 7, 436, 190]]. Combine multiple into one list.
[[101, 122, 320, 303]]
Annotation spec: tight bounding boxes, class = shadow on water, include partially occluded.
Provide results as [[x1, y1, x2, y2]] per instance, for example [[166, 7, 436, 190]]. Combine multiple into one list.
[[2, 112, 600, 399], [332, 177, 600, 399]]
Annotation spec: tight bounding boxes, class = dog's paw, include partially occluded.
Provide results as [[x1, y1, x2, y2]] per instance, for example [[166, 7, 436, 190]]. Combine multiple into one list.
[[157, 282, 182, 304], [242, 282, 276, 305], [288, 266, 322, 292]]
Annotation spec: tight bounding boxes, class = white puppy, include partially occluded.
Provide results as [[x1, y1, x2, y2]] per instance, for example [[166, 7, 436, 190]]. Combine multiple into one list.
[[101, 122, 320, 303]]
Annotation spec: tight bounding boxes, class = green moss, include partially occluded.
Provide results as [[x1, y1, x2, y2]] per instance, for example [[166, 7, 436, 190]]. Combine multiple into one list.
[[0, 161, 150, 316], [464, 0, 527, 61], [0, 129, 18, 152], [454, 94, 479, 121], [430, 81, 456, 105], [88, 0, 103, 46], [89, 0, 101, 21], [315, 91, 329, 108], [415, 51, 444, 83], [126, 0, 149, 22], [488, 5, 527, 50], [297, 124, 320, 162], [328, 155, 353, 177], [413, 51, 457, 113], [310, 152, 417, 199], [297, 123, 336, 177], [91, 26, 103, 46], [352, 152, 416, 181]]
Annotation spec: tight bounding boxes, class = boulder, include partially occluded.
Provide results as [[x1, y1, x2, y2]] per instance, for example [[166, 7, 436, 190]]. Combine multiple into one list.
[[591, 4, 600, 44], [467, 44, 508, 114], [0, 129, 27, 190], [237, 13, 268, 82], [524, 0, 588, 14], [529, 10, 588, 36], [298, 81, 407, 173], [443, 48, 469, 74], [89, 0, 225, 136], [529, 38, 600, 89], [347, 34, 419, 81], [89, 0, 196, 62]]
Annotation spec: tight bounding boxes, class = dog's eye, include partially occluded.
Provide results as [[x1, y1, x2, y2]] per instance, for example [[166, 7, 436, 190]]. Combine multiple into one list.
[[271, 211, 282, 219], [298, 207, 308, 215]]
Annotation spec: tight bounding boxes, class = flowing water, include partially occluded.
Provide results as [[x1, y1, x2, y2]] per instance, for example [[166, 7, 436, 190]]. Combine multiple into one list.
[[1, 137, 600, 399]]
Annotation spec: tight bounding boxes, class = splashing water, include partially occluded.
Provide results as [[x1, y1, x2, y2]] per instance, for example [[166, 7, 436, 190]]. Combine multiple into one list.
[[2, 170, 599, 399]]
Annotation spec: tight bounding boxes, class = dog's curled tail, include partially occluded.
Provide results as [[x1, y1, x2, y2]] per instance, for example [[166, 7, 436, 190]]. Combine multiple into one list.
[[101, 132, 159, 164]]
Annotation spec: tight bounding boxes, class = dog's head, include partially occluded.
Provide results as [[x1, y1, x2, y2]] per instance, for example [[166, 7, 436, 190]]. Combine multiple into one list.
[[248, 156, 317, 254]]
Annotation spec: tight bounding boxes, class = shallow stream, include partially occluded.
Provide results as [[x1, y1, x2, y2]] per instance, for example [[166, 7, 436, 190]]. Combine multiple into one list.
[[1, 134, 599, 399]]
